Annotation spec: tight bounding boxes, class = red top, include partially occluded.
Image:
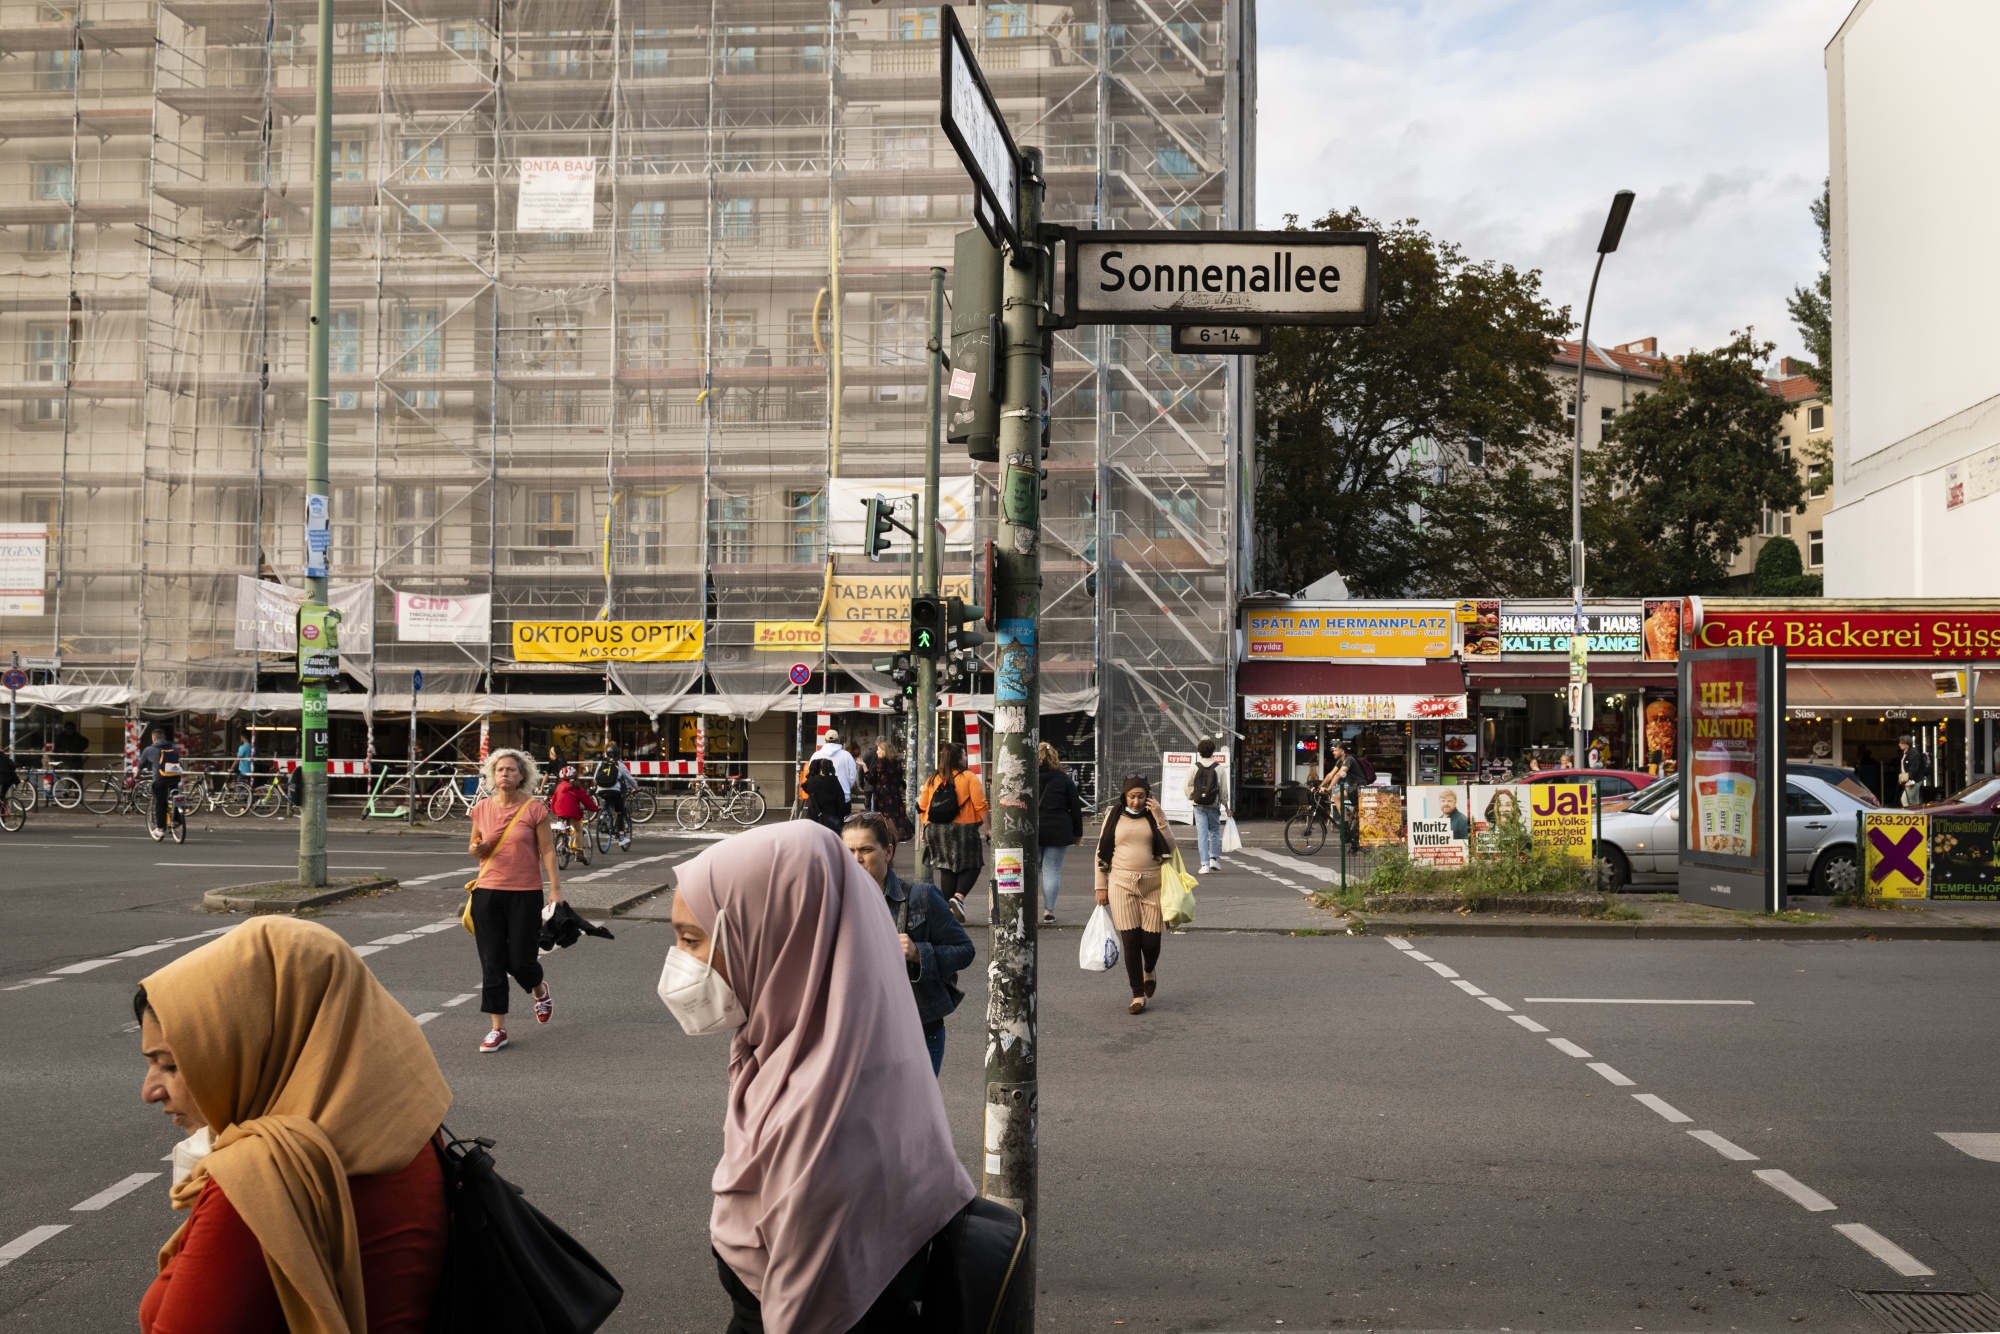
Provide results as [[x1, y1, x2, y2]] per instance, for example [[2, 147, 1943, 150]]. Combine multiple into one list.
[[139, 1143, 446, 1334], [469, 796, 549, 892], [549, 779, 599, 820]]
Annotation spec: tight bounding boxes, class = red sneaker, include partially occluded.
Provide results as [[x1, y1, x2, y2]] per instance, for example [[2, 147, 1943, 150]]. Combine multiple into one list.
[[479, 1029, 508, 1053], [534, 984, 554, 1025]]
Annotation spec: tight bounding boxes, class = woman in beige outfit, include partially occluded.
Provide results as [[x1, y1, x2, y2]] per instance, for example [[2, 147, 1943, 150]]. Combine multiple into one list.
[[1094, 772, 1177, 1014]]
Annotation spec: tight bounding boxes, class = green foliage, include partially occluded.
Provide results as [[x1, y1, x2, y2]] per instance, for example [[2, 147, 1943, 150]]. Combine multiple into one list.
[[1584, 332, 1801, 595], [1751, 536, 1823, 597], [1253, 208, 1572, 597], [1359, 813, 1596, 903], [1785, 181, 1832, 397]]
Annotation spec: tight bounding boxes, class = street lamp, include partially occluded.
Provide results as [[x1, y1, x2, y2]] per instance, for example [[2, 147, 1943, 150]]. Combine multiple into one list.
[[1571, 189, 1635, 772]]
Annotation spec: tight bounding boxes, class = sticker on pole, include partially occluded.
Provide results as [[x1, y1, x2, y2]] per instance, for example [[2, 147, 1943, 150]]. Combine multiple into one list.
[[789, 662, 813, 687], [948, 367, 978, 400], [994, 848, 1024, 896]]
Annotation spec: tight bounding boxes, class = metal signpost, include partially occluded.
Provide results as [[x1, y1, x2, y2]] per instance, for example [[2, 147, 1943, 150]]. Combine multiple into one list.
[[409, 670, 422, 827], [790, 661, 811, 814], [1677, 645, 1787, 911], [297, 0, 337, 889], [3, 665, 23, 759]]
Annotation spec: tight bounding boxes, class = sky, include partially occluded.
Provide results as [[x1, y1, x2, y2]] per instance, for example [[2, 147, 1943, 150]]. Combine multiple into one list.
[[1256, 0, 1858, 364]]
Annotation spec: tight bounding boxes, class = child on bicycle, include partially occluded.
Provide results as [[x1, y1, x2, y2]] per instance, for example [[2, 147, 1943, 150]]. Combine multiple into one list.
[[549, 764, 600, 833]]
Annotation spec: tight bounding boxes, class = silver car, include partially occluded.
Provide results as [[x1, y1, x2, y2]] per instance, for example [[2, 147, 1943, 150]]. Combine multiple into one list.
[[1595, 770, 1871, 894]]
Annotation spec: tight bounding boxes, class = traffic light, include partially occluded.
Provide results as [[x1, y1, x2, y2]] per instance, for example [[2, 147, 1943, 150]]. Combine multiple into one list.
[[873, 653, 918, 698], [948, 228, 1003, 462], [946, 596, 990, 655], [862, 495, 897, 561], [910, 594, 945, 661]]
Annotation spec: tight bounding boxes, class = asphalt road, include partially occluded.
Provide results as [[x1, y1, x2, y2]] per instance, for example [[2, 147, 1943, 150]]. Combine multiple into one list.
[[3, 815, 1998, 1333]]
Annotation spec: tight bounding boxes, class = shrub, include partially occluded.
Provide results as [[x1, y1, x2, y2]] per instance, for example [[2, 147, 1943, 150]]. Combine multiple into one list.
[[1360, 811, 1595, 902]]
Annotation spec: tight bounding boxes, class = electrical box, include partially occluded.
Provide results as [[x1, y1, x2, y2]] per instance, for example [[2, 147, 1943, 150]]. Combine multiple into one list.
[[948, 228, 1003, 462]]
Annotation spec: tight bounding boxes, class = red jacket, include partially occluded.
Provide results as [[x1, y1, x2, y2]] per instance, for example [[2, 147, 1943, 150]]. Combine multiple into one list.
[[550, 779, 600, 820], [140, 1145, 445, 1334]]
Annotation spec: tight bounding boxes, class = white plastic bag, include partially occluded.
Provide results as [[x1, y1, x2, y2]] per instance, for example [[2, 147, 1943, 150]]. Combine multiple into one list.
[[1079, 904, 1120, 972], [1220, 811, 1243, 854]]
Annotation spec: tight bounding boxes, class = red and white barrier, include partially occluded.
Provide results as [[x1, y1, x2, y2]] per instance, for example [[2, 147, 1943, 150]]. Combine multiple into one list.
[[963, 711, 982, 776], [628, 760, 701, 777], [271, 759, 370, 775]]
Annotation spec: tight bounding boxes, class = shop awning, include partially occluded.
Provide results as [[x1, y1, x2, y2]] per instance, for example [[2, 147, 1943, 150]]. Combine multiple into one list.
[[1785, 667, 2000, 714], [1238, 660, 1466, 721]]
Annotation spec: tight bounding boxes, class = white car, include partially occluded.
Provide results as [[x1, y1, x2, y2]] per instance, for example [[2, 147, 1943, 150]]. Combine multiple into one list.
[[1595, 770, 1870, 895]]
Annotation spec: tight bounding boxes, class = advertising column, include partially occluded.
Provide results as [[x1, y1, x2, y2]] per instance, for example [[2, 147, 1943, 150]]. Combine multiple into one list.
[[1678, 646, 1786, 911]]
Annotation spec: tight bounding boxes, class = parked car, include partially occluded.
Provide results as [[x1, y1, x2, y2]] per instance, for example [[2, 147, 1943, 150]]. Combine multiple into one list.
[[1919, 773, 2000, 816], [1524, 767, 1659, 811], [1593, 770, 1871, 895]]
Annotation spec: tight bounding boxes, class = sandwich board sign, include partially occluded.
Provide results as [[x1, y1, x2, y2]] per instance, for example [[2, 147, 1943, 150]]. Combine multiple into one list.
[[1062, 230, 1380, 327], [939, 7, 1021, 252]]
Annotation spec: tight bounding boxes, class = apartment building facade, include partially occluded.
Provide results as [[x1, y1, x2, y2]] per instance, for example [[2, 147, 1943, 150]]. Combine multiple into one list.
[[0, 0, 1254, 785]]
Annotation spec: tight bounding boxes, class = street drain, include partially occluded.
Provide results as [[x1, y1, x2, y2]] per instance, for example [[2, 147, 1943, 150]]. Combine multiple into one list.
[[1852, 1289, 2000, 1333]]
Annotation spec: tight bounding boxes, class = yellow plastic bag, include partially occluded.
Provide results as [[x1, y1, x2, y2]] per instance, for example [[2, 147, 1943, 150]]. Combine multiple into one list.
[[1160, 849, 1197, 929]]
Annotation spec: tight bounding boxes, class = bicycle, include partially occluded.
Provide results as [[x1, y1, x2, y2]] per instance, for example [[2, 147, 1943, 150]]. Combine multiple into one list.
[[1284, 788, 1355, 856], [83, 770, 145, 815], [148, 783, 188, 844], [251, 773, 296, 818], [426, 774, 484, 823], [2, 782, 29, 831], [20, 764, 83, 812], [628, 783, 659, 824], [675, 774, 764, 831], [596, 801, 631, 853], [552, 814, 593, 869]]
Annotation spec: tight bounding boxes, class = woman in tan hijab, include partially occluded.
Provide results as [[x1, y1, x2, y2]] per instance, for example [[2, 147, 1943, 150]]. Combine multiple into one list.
[[135, 916, 453, 1334], [664, 822, 975, 1334]]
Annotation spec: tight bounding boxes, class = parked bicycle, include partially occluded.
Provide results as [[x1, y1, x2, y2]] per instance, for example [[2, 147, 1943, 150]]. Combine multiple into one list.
[[2, 782, 29, 831], [673, 774, 766, 831], [250, 772, 297, 819], [82, 770, 146, 816], [426, 772, 484, 823], [19, 763, 84, 812]]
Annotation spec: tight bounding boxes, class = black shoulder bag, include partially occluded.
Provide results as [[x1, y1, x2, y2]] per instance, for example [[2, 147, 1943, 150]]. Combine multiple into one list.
[[920, 1196, 1031, 1334], [429, 1129, 624, 1334]]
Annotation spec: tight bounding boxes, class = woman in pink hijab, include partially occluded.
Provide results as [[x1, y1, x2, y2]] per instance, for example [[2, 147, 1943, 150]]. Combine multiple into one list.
[[663, 822, 976, 1334]]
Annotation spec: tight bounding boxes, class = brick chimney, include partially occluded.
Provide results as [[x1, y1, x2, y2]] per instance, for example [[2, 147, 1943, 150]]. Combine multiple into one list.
[[1613, 337, 1658, 357]]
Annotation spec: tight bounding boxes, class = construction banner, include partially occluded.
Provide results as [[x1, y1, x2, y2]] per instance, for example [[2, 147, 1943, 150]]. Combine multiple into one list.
[[828, 573, 972, 649], [1863, 811, 1928, 899], [753, 621, 825, 652], [511, 620, 703, 663]]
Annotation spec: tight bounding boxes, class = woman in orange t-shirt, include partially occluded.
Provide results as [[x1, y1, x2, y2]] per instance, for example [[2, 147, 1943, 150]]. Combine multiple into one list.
[[467, 748, 563, 1054], [917, 742, 989, 921]]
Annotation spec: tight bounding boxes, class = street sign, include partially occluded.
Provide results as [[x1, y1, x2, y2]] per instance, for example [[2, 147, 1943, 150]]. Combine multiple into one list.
[[1172, 325, 1270, 355], [939, 6, 1021, 252], [412, 669, 423, 693], [2, 669, 25, 691], [788, 662, 812, 687], [1062, 229, 1379, 327]]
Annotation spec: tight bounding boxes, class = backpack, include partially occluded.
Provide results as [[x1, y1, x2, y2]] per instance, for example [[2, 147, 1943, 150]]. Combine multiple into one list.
[[927, 771, 962, 824], [1356, 755, 1376, 786], [593, 760, 622, 791], [429, 1129, 623, 1334], [1189, 762, 1219, 807]]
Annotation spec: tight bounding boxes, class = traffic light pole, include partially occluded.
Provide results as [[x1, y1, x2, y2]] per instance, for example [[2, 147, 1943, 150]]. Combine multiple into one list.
[[982, 148, 1044, 1305], [915, 265, 945, 877], [297, 0, 334, 888]]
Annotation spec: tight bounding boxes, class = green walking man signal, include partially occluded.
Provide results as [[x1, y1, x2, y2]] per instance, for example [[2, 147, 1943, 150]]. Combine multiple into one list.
[[910, 595, 946, 661]]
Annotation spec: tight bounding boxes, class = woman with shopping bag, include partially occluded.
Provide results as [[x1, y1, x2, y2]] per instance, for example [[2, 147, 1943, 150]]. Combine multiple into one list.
[[1093, 773, 1178, 1015]]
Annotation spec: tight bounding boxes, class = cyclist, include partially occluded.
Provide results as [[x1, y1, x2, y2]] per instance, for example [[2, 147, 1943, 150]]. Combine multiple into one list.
[[593, 744, 636, 850], [549, 764, 599, 846], [137, 725, 185, 841], [1320, 740, 1360, 852]]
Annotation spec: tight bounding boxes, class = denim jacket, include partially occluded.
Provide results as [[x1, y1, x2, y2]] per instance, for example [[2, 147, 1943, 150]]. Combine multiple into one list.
[[883, 870, 975, 1027]]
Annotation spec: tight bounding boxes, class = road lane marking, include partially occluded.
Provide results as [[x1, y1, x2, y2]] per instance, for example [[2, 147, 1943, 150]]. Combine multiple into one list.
[[1384, 937, 1413, 950], [564, 853, 675, 884], [1688, 1130, 1759, 1161], [1935, 1132, 2000, 1162], [1223, 858, 1312, 894], [413, 1012, 441, 1026], [113, 943, 182, 958], [1477, 996, 1515, 1012], [1547, 1038, 1592, 1058], [442, 993, 476, 1007], [48, 959, 119, 975], [1588, 1062, 1636, 1087], [1, 978, 61, 991], [1423, 961, 1460, 978], [403, 868, 480, 886], [155, 863, 386, 870], [1235, 846, 1337, 882], [1402, 950, 1434, 962], [1508, 1014, 1549, 1033], [1633, 1093, 1692, 1123], [1450, 979, 1487, 996], [351, 945, 385, 957], [1754, 1169, 1837, 1211], [1833, 1223, 1935, 1277], [369, 934, 417, 946], [71, 1173, 160, 1211], [1523, 997, 1755, 1005], [5, 842, 110, 848], [0, 1225, 69, 1266], [411, 921, 460, 935]]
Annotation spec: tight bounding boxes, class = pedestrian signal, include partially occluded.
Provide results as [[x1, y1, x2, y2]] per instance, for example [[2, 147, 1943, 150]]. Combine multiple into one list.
[[910, 595, 945, 661]]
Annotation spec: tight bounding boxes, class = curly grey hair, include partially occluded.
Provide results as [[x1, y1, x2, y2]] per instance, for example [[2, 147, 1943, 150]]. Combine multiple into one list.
[[482, 747, 541, 794]]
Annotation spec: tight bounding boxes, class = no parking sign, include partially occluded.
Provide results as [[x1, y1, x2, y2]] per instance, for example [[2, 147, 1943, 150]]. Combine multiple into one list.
[[789, 662, 812, 687]]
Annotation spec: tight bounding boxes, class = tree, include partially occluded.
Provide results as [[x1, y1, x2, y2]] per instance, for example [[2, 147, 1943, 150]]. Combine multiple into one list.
[[1750, 535, 1823, 597], [1253, 208, 1572, 597], [1584, 332, 1801, 595], [1785, 181, 1831, 396]]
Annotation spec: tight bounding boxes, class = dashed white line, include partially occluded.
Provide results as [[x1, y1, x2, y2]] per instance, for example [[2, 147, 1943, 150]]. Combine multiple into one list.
[[1753, 1169, 1837, 1212], [1587, 1062, 1636, 1087], [413, 1012, 441, 1026], [1402, 950, 1434, 962], [0, 1225, 69, 1267], [1384, 937, 1413, 950], [1450, 979, 1487, 996], [442, 993, 476, 1007], [1548, 1038, 1593, 1059], [1833, 1223, 1935, 1277], [1509, 1014, 1550, 1033], [1632, 1093, 1693, 1123], [47, 959, 119, 975], [403, 868, 480, 886], [411, 921, 460, 935], [1934, 1131, 2000, 1162], [1688, 1130, 1759, 1161], [1477, 996, 1515, 1012], [564, 852, 675, 884], [1423, 960, 1460, 978], [1223, 858, 1312, 895], [71, 1173, 160, 1212], [1522, 997, 1755, 1006], [369, 933, 418, 946], [2, 978, 62, 992], [351, 945, 385, 958]]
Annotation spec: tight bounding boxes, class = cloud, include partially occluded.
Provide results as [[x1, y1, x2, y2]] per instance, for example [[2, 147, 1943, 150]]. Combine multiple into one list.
[[1257, 0, 1853, 360]]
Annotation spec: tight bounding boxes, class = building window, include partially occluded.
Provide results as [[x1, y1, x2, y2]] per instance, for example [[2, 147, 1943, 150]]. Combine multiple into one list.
[[717, 197, 756, 242], [627, 200, 669, 253], [896, 8, 937, 40], [1807, 529, 1824, 568], [1600, 405, 1614, 424], [539, 33, 588, 78], [1154, 146, 1198, 180], [330, 309, 360, 409], [1807, 405, 1826, 432], [985, 4, 1027, 38], [624, 318, 668, 369], [707, 494, 752, 564], [532, 318, 581, 372], [1465, 432, 1485, 468], [1761, 507, 1776, 537], [787, 489, 825, 563], [1781, 512, 1793, 538], [532, 491, 577, 547], [1807, 463, 1829, 499], [1151, 488, 1197, 540], [617, 493, 664, 565], [398, 138, 444, 227], [446, 22, 486, 53], [332, 138, 366, 227], [719, 27, 756, 73], [353, 21, 398, 54], [715, 312, 757, 367], [25, 322, 69, 423], [392, 486, 438, 565], [37, 46, 80, 90], [33, 162, 73, 252], [394, 306, 441, 411], [873, 298, 925, 402], [1169, 204, 1203, 230], [629, 29, 668, 75]]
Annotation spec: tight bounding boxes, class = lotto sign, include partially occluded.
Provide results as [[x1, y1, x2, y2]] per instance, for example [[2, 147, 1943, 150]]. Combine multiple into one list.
[[510, 620, 703, 663], [1862, 811, 1928, 899]]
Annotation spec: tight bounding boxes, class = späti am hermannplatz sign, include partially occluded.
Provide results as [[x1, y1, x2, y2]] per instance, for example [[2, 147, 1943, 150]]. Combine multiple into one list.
[[1063, 230, 1380, 326]]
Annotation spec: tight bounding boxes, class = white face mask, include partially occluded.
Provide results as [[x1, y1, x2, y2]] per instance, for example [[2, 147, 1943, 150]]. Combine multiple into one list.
[[171, 1126, 212, 1189], [657, 907, 747, 1036]]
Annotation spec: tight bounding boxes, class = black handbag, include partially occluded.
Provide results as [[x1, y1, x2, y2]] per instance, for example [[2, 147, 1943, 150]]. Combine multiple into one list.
[[920, 1197, 1031, 1334], [429, 1129, 624, 1334]]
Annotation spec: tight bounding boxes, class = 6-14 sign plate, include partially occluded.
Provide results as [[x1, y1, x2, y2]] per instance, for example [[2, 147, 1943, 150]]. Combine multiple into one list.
[[1172, 325, 1270, 354]]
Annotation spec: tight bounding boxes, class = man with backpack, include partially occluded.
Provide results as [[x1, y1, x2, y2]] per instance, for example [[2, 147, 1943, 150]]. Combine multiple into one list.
[[593, 744, 636, 850], [1183, 738, 1226, 873], [137, 725, 185, 841], [1321, 739, 1366, 852]]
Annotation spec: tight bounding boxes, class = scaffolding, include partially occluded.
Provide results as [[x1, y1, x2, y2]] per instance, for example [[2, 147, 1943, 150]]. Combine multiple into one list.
[[1, 0, 1251, 784]]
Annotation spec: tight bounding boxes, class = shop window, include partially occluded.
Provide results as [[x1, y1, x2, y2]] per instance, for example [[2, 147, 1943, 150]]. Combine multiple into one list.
[[1808, 405, 1826, 432], [532, 490, 577, 547], [1807, 530, 1824, 568]]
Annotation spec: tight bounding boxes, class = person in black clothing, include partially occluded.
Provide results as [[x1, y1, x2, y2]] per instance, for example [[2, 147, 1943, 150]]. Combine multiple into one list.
[[842, 812, 975, 1076], [804, 757, 848, 833], [51, 721, 89, 772], [1036, 742, 1085, 925], [136, 726, 184, 839], [1897, 736, 1932, 808]]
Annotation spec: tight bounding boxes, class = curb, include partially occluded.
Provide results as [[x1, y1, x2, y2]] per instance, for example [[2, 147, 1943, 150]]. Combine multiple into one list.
[[203, 875, 400, 914], [607, 882, 671, 916], [1352, 918, 2000, 941]]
